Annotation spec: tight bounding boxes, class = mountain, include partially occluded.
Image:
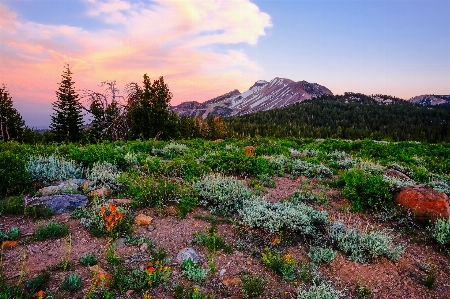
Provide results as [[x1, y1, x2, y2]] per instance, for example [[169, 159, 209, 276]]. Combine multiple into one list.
[[409, 95, 450, 106], [173, 77, 333, 118]]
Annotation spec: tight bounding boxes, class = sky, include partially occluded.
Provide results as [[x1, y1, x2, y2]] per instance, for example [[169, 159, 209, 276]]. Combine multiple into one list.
[[0, 0, 449, 128]]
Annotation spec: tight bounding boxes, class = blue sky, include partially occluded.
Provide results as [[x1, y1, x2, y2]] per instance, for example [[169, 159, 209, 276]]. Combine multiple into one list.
[[0, 0, 449, 128]]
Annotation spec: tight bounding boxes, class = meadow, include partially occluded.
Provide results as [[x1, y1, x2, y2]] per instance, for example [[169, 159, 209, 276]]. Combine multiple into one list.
[[1, 137, 450, 299]]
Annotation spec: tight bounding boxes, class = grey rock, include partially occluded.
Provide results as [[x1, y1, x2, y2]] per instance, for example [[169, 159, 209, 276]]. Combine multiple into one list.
[[30, 194, 89, 214], [176, 247, 200, 264]]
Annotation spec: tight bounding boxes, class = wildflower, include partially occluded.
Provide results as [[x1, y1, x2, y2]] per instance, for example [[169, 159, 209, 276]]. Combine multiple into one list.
[[143, 290, 152, 299], [37, 290, 45, 299], [147, 266, 155, 273], [284, 254, 295, 265], [272, 235, 281, 246]]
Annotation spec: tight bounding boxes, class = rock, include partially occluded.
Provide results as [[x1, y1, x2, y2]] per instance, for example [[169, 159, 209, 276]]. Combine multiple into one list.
[[147, 225, 156, 232], [135, 214, 153, 225], [213, 139, 224, 143], [394, 184, 450, 222], [112, 198, 132, 206], [219, 268, 226, 276], [140, 242, 148, 252], [38, 183, 78, 196], [1, 241, 18, 249], [222, 277, 242, 286], [126, 290, 134, 296], [244, 146, 255, 157], [113, 238, 126, 249], [29, 194, 89, 214], [384, 168, 411, 180], [90, 187, 110, 197], [163, 205, 177, 216], [177, 247, 200, 264]]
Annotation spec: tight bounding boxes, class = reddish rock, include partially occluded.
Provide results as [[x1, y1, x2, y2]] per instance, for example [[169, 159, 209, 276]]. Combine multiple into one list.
[[394, 185, 450, 222], [383, 168, 411, 180], [244, 146, 255, 157]]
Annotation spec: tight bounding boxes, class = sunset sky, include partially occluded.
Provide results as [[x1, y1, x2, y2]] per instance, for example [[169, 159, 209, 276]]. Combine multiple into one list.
[[1, 0, 449, 128]]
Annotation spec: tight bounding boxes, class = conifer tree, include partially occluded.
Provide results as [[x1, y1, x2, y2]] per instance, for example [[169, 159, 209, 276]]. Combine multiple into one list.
[[50, 65, 83, 142], [0, 84, 25, 141]]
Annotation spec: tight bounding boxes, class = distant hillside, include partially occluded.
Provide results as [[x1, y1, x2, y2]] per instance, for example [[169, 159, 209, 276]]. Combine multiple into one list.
[[173, 77, 332, 118], [226, 93, 450, 143], [409, 95, 450, 106]]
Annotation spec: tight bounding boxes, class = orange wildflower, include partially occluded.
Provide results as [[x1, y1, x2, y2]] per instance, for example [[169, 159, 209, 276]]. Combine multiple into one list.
[[37, 290, 45, 299]]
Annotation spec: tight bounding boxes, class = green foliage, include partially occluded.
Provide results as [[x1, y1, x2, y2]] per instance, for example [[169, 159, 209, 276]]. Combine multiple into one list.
[[86, 161, 121, 193], [342, 169, 390, 211], [355, 282, 371, 299], [329, 221, 404, 263], [423, 271, 437, 289], [290, 160, 333, 179], [297, 281, 344, 299], [264, 155, 290, 176], [24, 272, 50, 293], [26, 155, 83, 185], [251, 174, 276, 188], [152, 142, 187, 156], [0, 85, 25, 142], [60, 273, 83, 291], [240, 272, 265, 298], [177, 196, 198, 219], [193, 174, 252, 216], [24, 204, 53, 219], [240, 199, 328, 234], [290, 190, 327, 204], [181, 258, 209, 283], [0, 196, 23, 215], [0, 149, 30, 196], [432, 218, 450, 245], [50, 65, 84, 142], [34, 221, 69, 240], [79, 253, 98, 267], [192, 226, 229, 253], [0, 226, 20, 243], [261, 249, 296, 280], [308, 246, 336, 264]]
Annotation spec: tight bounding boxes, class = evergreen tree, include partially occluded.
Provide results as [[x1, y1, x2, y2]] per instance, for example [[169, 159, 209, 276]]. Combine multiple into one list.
[[128, 74, 179, 140], [0, 84, 25, 141], [50, 65, 83, 142]]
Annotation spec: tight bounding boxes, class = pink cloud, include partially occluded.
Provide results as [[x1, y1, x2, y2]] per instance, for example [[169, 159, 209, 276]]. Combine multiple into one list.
[[0, 0, 272, 126]]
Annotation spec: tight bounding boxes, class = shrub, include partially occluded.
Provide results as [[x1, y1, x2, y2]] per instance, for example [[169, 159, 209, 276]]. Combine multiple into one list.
[[261, 249, 296, 280], [433, 218, 450, 245], [382, 175, 415, 193], [24, 272, 50, 293], [290, 160, 333, 179], [24, 204, 53, 219], [241, 272, 265, 298], [86, 161, 121, 193], [240, 199, 328, 234], [79, 253, 98, 267], [343, 169, 390, 211], [308, 246, 336, 264], [264, 155, 290, 176], [0, 226, 20, 243], [60, 273, 82, 291], [193, 174, 252, 216], [181, 258, 209, 283], [429, 175, 450, 195], [329, 221, 404, 263], [290, 190, 327, 204], [253, 174, 276, 188], [0, 150, 30, 196], [297, 282, 344, 299], [145, 260, 171, 287], [26, 155, 83, 185], [0, 196, 23, 215], [177, 196, 198, 219], [152, 142, 187, 156], [355, 282, 371, 299], [34, 221, 69, 240]]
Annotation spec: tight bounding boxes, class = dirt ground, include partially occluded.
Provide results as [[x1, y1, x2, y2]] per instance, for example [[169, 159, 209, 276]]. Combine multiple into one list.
[[1, 176, 450, 299]]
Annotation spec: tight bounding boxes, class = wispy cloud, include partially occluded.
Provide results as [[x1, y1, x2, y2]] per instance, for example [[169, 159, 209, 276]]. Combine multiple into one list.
[[0, 0, 271, 125]]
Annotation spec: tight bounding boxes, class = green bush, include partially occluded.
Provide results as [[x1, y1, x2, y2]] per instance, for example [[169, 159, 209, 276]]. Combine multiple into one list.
[[181, 258, 209, 283], [343, 169, 390, 211], [192, 226, 229, 253], [0, 196, 23, 215], [0, 151, 30, 196], [297, 282, 344, 299], [193, 174, 253, 216], [26, 155, 83, 185], [86, 161, 121, 193], [0, 226, 20, 243], [308, 246, 336, 264], [24, 272, 50, 293], [290, 160, 333, 178], [240, 199, 328, 235], [433, 218, 450, 245], [24, 204, 53, 219], [79, 253, 98, 267], [177, 196, 198, 219], [261, 249, 296, 280], [34, 221, 69, 240], [60, 273, 83, 291], [241, 272, 265, 298], [290, 190, 327, 204]]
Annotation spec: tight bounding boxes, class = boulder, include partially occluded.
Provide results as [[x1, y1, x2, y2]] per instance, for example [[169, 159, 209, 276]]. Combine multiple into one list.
[[394, 184, 450, 222], [177, 247, 200, 264], [29, 194, 89, 214], [112, 198, 132, 206], [90, 187, 110, 197]]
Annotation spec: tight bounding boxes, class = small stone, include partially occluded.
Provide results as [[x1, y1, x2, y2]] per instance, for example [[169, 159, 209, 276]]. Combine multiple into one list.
[[126, 290, 134, 296], [90, 187, 110, 197], [222, 277, 242, 286], [114, 238, 126, 248], [1, 241, 18, 249], [113, 198, 132, 206], [219, 269, 226, 276], [177, 247, 200, 263], [140, 242, 148, 252], [135, 214, 153, 225], [147, 225, 156, 232]]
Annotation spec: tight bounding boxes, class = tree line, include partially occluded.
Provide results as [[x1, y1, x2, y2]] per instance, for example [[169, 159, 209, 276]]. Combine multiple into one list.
[[1, 65, 450, 144]]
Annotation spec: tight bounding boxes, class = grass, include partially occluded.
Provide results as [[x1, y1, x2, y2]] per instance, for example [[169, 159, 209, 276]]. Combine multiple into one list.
[[34, 221, 69, 240], [241, 272, 265, 298]]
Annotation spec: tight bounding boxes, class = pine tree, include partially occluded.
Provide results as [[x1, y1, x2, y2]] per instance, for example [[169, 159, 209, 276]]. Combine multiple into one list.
[[50, 65, 83, 142], [0, 84, 25, 141]]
